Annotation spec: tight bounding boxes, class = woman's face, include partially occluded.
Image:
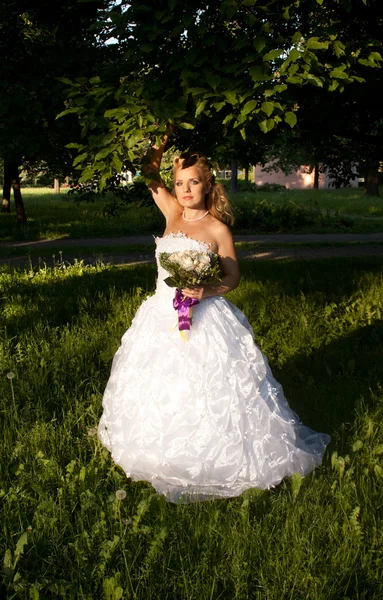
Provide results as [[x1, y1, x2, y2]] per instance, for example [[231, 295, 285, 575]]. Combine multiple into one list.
[[174, 166, 208, 209]]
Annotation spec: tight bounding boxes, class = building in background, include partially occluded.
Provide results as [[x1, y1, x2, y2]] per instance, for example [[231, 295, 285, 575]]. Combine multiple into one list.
[[253, 163, 359, 189]]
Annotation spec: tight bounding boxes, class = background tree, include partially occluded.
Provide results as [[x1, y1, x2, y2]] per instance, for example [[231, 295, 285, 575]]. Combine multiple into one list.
[[261, 0, 383, 195], [0, 0, 110, 220]]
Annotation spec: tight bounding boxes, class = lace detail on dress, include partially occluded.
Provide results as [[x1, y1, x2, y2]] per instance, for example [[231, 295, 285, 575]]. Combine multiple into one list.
[[153, 231, 213, 250]]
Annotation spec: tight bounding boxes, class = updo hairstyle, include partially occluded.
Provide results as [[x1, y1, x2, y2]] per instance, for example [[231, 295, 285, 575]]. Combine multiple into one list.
[[173, 152, 235, 226]]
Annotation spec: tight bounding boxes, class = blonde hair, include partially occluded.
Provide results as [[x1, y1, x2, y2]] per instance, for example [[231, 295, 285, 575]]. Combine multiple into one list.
[[173, 152, 235, 227]]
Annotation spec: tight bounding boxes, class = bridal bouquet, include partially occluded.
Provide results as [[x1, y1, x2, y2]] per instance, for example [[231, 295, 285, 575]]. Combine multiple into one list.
[[159, 250, 222, 333]]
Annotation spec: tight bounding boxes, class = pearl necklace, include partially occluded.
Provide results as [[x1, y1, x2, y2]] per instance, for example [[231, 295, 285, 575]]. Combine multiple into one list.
[[182, 210, 209, 222]]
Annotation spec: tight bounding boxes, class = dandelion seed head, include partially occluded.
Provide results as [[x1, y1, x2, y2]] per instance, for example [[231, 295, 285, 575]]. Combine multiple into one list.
[[6, 372, 15, 380], [115, 489, 127, 500]]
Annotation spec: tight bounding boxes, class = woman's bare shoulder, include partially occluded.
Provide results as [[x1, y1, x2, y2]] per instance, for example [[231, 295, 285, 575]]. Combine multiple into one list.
[[210, 219, 233, 242]]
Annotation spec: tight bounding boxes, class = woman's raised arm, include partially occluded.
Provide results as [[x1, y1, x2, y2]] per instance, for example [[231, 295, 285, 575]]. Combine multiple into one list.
[[143, 130, 179, 221]]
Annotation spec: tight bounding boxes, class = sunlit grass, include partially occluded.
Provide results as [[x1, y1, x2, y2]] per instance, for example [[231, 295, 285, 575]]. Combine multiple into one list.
[[1, 257, 383, 598], [1, 187, 383, 243], [236, 187, 383, 217]]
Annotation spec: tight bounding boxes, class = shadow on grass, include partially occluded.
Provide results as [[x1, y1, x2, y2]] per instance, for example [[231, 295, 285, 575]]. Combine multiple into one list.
[[2, 264, 157, 336], [239, 255, 383, 302], [275, 319, 383, 444]]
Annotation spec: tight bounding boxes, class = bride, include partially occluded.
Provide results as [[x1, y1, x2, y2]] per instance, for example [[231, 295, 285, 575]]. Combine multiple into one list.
[[98, 133, 330, 503]]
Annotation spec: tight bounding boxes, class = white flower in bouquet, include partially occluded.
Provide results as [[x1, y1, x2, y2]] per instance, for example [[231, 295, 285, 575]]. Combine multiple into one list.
[[159, 249, 222, 289], [179, 254, 195, 272]]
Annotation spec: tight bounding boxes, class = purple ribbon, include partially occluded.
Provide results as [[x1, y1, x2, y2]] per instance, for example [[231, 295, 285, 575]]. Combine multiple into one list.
[[173, 289, 199, 331]]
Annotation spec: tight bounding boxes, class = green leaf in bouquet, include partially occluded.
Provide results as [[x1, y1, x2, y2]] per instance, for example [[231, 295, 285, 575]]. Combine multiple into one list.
[[164, 276, 178, 287]]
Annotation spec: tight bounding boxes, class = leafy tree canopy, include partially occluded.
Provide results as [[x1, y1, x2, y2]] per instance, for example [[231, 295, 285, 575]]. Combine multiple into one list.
[[60, 0, 382, 186]]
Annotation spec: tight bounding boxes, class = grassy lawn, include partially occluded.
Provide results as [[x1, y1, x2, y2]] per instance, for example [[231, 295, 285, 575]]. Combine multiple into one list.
[[1, 256, 383, 598], [234, 186, 383, 217], [1, 187, 383, 244]]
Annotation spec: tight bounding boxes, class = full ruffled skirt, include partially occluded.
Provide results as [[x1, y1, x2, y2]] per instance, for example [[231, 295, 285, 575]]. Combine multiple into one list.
[[98, 292, 330, 502]]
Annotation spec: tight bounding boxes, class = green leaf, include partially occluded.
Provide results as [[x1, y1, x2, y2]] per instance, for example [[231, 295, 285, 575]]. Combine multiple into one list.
[[195, 100, 207, 117], [241, 100, 257, 116], [240, 128, 246, 140], [273, 84, 288, 93], [305, 73, 324, 87], [369, 51, 383, 62], [289, 48, 301, 62], [188, 87, 207, 95], [261, 101, 274, 117], [73, 152, 88, 166], [223, 91, 237, 105], [330, 68, 349, 79], [284, 111, 297, 128], [358, 58, 379, 68], [57, 77, 73, 86], [253, 37, 266, 53], [258, 118, 274, 133], [178, 122, 195, 129], [286, 74, 303, 84], [222, 114, 234, 125], [15, 533, 28, 559], [29, 586, 40, 600], [249, 66, 269, 82], [111, 155, 123, 173], [263, 49, 283, 61], [79, 168, 95, 181], [95, 147, 113, 160], [213, 102, 226, 112], [3, 549, 12, 576], [292, 31, 302, 44], [333, 40, 345, 58], [306, 38, 329, 50], [65, 143, 84, 149], [89, 76, 101, 85], [328, 80, 339, 91], [209, 74, 221, 90], [56, 108, 79, 119], [164, 276, 177, 287]]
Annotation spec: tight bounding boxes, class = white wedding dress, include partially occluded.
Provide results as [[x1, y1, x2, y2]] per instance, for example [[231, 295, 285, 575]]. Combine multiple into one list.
[[98, 232, 330, 502]]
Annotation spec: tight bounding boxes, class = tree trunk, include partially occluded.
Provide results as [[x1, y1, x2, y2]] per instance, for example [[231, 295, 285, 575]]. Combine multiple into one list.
[[2, 163, 11, 213], [230, 159, 238, 193], [10, 162, 27, 222], [54, 178, 60, 194], [365, 158, 380, 196], [244, 165, 249, 182], [313, 163, 319, 189]]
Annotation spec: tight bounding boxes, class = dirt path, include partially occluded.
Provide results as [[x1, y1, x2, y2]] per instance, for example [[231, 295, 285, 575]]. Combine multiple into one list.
[[2, 233, 383, 268], [2, 232, 383, 249]]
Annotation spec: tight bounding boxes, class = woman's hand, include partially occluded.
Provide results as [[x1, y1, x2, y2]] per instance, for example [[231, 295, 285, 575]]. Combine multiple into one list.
[[181, 286, 205, 301]]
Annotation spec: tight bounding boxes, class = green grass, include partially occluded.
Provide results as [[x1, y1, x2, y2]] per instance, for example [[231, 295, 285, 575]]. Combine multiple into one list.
[[1, 256, 383, 598], [0, 189, 165, 243], [235, 187, 383, 217], [1, 187, 383, 243]]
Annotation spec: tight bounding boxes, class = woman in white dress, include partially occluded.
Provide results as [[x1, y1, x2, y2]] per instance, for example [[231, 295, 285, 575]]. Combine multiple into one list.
[[98, 133, 330, 503]]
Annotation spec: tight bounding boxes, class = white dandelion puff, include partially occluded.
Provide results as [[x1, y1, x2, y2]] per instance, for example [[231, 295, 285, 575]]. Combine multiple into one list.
[[115, 489, 127, 500]]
